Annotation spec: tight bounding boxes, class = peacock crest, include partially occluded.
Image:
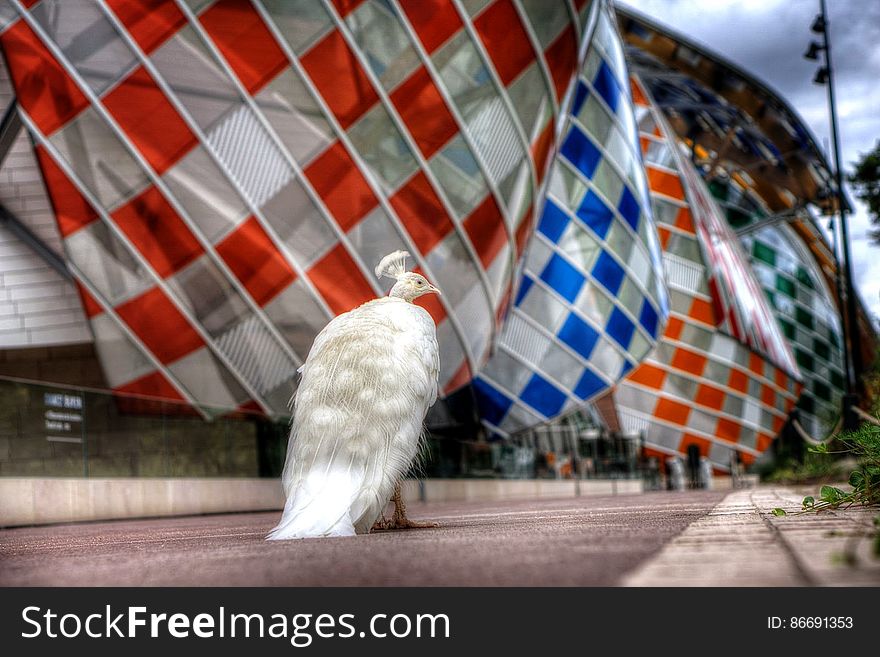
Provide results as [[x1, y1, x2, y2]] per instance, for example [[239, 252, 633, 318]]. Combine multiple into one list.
[[374, 250, 411, 281]]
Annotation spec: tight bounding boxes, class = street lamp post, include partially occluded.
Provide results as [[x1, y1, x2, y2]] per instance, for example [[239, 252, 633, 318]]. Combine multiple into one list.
[[804, 0, 862, 430]]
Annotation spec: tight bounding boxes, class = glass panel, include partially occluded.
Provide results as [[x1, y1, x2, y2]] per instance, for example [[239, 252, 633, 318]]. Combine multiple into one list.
[[181, 0, 214, 13], [161, 145, 249, 243], [65, 221, 153, 305], [429, 133, 488, 218], [32, 0, 138, 95], [262, 277, 331, 357], [150, 25, 240, 132], [260, 176, 337, 268], [347, 103, 418, 193], [261, 0, 332, 56], [165, 255, 250, 338], [90, 312, 154, 387], [425, 232, 482, 310], [49, 107, 150, 211], [433, 31, 491, 110], [520, 0, 569, 48], [344, 0, 419, 91], [167, 346, 252, 409], [347, 205, 410, 293], [508, 63, 547, 139], [253, 67, 333, 166]]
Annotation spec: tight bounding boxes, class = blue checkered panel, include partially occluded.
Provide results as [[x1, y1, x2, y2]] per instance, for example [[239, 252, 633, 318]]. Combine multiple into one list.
[[473, 2, 668, 436]]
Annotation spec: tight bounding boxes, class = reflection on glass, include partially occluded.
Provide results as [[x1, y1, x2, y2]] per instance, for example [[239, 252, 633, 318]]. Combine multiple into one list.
[[50, 107, 150, 211], [166, 255, 250, 338], [254, 67, 333, 166], [260, 176, 337, 267], [261, 0, 332, 56], [150, 25, 240, 132], [66, 220, 152, 305], [347, 103, 418, 193], [344, 0, 419, 91], [162, 145, 249, 243], [32, 0, 138, 95]]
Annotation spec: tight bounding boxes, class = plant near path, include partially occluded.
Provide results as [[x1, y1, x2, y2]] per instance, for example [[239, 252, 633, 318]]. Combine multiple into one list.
[[772, 418, 880, 557]]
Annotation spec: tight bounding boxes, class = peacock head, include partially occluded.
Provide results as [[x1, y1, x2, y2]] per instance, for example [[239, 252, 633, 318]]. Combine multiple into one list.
[[390, 272, 441, 302], [375, 250, 441, 302]]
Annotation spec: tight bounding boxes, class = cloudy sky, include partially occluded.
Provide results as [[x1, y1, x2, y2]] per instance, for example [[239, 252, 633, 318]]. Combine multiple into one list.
[[619, 0, 880, 325]]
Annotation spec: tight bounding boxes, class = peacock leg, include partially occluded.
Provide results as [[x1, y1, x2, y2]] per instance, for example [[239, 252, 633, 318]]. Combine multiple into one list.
[[388, 483, 438, 529], [371, 483, 438, 531]]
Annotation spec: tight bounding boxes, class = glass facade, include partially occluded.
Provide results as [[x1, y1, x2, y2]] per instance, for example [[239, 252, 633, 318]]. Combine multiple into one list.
[[615, 78, 801, 471], [0, 0, 873, 475]]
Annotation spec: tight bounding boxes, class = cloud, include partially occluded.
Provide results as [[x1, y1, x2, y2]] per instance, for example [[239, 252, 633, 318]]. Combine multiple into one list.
[[619, 0, 880, 324]]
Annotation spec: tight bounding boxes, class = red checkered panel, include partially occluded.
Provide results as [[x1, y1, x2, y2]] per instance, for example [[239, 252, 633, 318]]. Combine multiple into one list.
[[0, 20, 89, 135], [3, 0, 604, 415]]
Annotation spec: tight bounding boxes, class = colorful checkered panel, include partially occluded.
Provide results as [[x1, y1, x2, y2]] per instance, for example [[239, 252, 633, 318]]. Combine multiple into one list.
[[615, 77, 802, 471], [1, 0, 599, 418], [472, 2, 668, 436], [740, 224, 845, 440], [624, 49, 846, 444]]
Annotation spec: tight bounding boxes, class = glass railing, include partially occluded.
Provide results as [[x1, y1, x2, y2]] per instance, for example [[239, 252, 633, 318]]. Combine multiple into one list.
[[0, 375, 291, 478], [0, 374, 651, 481]]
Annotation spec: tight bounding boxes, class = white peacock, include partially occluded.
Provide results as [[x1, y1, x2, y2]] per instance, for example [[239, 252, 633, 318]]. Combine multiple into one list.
[[267, 250, 441, 539]]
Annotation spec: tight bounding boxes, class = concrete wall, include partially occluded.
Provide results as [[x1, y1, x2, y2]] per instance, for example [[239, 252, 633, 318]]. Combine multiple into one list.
[[0, 477, 649, 527], [0, 477, 284, 527]]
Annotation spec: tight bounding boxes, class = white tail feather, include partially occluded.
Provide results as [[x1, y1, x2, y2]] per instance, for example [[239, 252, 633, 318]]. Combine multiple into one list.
[[267, 468, 362, 540], [374, 250, 410, 280]]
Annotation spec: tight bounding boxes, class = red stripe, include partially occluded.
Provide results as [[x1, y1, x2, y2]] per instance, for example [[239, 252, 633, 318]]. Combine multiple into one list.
[[544, 24, 578, 103], [34, 146, 98, 237], [514, 207, 534, 257], [0, 20, 89, 135], [399, 0, 463, 54], [115, 287, 205, 364], [463, 194, 507, 268], [103, 66, 198, 174], [330, 0, 365, 17], [105, 0, 187, 55], [74, 280, 103, 318], [390, 172, 454, 255], [216, 216, 296, 306], [301, 29, 379, 130], [114, 370, 196, 417], [199, 0, 289, 94], [304, 142, 378, 232], [308, 243, 375, 315], [474, 0, 537, 86], [531, 120, 555, 186], [115, 370, 186, 401], [391, 66, 458, 159], [111, 185, 204, 278]]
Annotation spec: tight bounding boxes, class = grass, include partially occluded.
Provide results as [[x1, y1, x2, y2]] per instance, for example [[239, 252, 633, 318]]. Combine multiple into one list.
[[772, 415, 880, 557]]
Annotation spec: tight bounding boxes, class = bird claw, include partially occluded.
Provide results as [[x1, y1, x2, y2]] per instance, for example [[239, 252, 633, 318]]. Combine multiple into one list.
[[371, 516, 439, 531]]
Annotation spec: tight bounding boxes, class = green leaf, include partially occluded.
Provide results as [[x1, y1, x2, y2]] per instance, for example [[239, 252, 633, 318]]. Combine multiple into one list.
[[820, 485, 845, 502], [772, 508, 787, 516], [802, 496, 815, 508], [849, 470, 865, 489]]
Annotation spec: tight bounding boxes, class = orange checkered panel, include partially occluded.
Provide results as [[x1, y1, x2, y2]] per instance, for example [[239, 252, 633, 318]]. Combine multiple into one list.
[[615, 77, 801, 471]]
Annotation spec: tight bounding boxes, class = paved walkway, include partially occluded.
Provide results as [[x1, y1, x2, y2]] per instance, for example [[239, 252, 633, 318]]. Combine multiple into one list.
[[1, 487, 877, 586], [624, 487, 880, 586]]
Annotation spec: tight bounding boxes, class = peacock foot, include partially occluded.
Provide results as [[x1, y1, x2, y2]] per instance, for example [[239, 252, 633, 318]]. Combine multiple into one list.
[[371, 515, 439, 531]]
